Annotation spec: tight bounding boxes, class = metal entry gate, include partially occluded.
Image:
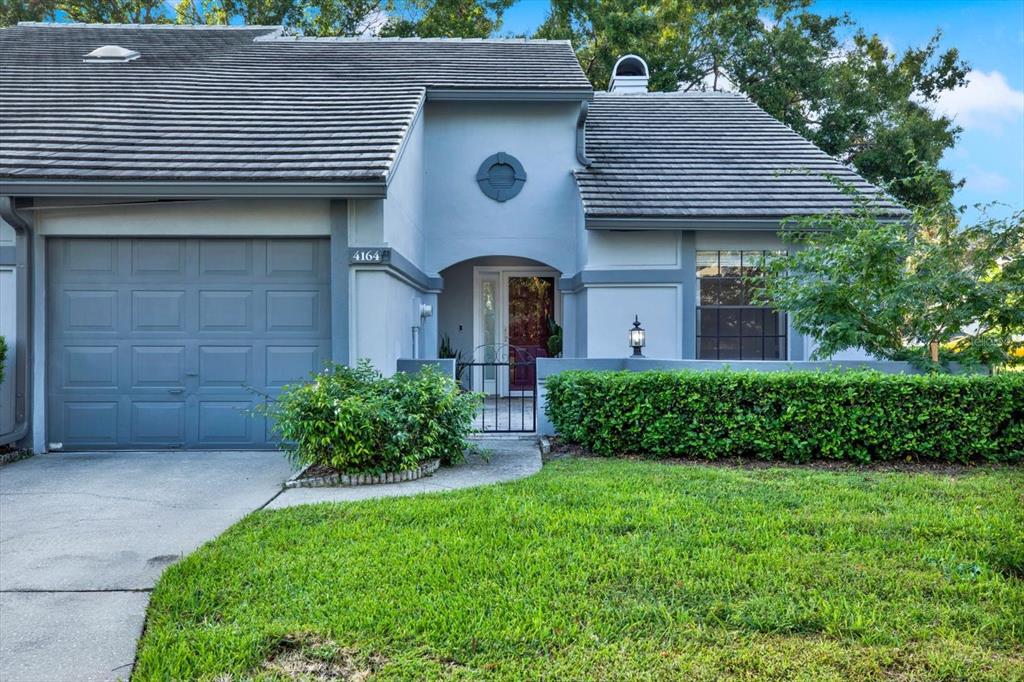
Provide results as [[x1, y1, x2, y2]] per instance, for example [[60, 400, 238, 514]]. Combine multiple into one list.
[[457, 359, 536, 433]]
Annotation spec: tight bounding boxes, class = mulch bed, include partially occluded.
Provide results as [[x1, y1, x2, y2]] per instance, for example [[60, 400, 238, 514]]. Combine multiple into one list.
[[547, 438, 1020, 475], [295, 464, 343, 481]]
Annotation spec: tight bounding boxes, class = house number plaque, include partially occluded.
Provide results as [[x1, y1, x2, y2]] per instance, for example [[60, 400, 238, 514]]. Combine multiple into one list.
[[349, 248, 391, 265]]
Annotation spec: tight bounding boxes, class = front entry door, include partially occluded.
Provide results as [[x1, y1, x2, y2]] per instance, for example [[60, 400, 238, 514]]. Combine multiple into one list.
[[504, 274, 555, 391]]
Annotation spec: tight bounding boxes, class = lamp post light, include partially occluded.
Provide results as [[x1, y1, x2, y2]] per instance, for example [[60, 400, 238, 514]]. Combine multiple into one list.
[[629, 315, 646, 358]]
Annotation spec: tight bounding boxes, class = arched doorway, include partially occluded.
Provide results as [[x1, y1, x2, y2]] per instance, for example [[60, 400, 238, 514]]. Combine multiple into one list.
[[437, 256, 561, 433]]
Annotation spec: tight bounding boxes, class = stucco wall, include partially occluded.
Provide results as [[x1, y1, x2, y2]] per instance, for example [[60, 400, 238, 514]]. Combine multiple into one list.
[[34, 198, 331, 236], [348, 199, 384, 246], [383, 109, 426, 267], [0, 219, 13, 247], [585, 285, 682, 359], [585, 230, 681, 269], [350, 269, 422, 374], [422, 100, 581, 275]]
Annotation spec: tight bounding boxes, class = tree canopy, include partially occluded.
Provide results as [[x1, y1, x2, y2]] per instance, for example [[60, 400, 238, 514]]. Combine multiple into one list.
[[2, 0, 513, 37], [755, 168, 1024, 370]]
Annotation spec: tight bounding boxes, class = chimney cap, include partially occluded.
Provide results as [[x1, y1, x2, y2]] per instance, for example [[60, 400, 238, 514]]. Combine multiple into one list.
[[609, 55, 649, 93]]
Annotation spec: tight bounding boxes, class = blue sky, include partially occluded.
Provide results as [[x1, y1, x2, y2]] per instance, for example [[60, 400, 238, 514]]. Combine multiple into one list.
[[501, 0, 1024, 220]]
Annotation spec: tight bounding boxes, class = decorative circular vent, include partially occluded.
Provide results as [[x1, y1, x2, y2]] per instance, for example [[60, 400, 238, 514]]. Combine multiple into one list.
[[476, 152, 526, 202]]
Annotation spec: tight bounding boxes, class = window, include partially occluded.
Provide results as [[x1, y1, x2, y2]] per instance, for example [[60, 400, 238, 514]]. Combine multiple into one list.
[[696, 250, 786, 360]]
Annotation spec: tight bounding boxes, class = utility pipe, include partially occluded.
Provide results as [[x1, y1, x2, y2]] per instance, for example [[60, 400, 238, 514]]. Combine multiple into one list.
[[575, 100, 592, 167]]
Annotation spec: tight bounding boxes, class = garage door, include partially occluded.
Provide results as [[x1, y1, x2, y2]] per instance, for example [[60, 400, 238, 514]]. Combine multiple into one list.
[[47, 238, 331, 450]]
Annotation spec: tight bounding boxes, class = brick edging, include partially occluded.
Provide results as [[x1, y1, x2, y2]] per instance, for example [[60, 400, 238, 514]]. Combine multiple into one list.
[[284, 458, 442, 488]]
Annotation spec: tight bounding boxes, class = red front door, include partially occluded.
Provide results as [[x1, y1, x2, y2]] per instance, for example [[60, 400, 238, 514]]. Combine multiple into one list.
[[507, 275, 555, 391]]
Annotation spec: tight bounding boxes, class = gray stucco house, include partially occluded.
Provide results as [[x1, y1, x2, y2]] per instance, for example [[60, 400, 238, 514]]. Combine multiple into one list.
[[0, 23, 902, 450]]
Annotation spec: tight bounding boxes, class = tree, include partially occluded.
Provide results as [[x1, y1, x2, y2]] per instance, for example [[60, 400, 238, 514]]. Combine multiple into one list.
[[1, 0, 56, 26], [171, 0, 508, 37], [381, 0, 514, 37], [536, 0, 969, 209], [0, 0, 509, 37], [60, 1, 168, 23], [755, 170, 1024, 370], [172, 0, 386, 33]]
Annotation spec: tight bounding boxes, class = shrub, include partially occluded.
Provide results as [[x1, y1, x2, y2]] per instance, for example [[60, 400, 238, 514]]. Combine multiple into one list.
[[263, 361, 481, 473], [545, 370, 1024, 463], [0, 335, 6, 384]]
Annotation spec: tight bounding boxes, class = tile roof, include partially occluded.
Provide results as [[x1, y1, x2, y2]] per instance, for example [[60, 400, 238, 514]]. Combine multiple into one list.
[[577, 92, 907, 224], [0, 23, 590, 187]]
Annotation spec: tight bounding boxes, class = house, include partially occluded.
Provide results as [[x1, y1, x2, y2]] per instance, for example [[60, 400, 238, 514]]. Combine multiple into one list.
[[0, 23, 903, 450]]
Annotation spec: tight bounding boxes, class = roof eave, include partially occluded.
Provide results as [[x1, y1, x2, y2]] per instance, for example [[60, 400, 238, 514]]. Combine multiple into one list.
[[426, 87, 593, 102], [585, 214, 910, 230], [0, 180, 388, 199]]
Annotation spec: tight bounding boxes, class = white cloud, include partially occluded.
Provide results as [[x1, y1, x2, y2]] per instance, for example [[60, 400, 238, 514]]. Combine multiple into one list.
[[701, 70, 737, 92], [934, 70, 1024, 133], [356, 8, 390, 37], [965, 166, 1012, 194]]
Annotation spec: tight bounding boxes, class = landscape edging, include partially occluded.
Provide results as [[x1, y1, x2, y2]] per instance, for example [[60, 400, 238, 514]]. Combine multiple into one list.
[[284, 458, 442, 488]]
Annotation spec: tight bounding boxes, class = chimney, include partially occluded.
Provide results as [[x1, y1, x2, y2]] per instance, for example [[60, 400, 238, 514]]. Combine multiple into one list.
[[609, 55, 649, 94]]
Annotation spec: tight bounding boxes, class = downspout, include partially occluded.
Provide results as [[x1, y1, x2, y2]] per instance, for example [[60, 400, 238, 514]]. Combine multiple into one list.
[[0, 197, 32, 447], [575, 100, 592, 167]]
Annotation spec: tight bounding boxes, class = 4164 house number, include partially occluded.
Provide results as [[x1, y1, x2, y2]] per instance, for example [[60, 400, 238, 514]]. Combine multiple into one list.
[[349, 248, 390, 264]]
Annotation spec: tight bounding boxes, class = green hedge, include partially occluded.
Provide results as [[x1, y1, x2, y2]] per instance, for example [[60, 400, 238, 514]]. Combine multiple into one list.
[[545, 370, 1024, 463], [0, 335, 6, 384]]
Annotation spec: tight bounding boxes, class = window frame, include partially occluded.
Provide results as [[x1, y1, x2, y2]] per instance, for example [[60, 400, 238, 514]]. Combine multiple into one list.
[[695, 249, 787, 361]]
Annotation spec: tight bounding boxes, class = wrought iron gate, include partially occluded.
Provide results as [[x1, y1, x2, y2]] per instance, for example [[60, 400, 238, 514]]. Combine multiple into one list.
[[457, 353, 537, 433]]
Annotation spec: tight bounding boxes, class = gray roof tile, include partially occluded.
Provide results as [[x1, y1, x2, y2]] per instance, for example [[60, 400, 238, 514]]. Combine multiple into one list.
[[578, 92, 907, 222], [0, 23, 590, 185]]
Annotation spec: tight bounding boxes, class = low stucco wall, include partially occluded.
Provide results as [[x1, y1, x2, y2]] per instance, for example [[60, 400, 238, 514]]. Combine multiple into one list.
[[396, 358, 456, 381], [534, 357, 923, 435]]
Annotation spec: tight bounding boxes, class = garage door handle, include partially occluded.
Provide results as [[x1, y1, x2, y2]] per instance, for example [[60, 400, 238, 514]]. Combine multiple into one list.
[[168, 388, 185, 394]]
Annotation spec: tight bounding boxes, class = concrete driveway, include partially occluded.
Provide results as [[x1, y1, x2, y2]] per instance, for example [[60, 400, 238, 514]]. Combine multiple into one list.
[[0, 439, 541, 681], [0, 450, 292, 682]]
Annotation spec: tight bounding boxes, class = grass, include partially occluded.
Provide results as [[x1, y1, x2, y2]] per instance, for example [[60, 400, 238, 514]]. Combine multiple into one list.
[[134, 459, 1024, 681]]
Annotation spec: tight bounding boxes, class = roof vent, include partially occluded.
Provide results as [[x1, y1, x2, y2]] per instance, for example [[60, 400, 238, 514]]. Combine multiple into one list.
[[609, 55, 649, 94], [83, 45, 140, 63]]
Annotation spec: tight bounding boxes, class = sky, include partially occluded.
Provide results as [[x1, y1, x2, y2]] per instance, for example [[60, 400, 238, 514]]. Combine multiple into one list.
[[500, 0, 1024, 221]]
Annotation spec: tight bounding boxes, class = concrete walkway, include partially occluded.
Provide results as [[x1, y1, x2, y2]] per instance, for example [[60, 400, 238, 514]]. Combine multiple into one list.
[[0, 438, 540, 681]]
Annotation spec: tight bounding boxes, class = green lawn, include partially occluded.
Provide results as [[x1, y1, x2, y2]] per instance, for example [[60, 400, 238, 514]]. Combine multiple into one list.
[[135, 459, 1024, 681]]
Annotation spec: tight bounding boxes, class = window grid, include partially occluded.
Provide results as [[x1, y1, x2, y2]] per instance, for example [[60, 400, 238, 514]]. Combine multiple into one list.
[[696, 250, 787, 361]]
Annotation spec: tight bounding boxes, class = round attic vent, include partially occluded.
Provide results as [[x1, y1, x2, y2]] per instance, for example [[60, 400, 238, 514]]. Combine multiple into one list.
[[476, 152, 526, 202], [83, 45, 141, 63]]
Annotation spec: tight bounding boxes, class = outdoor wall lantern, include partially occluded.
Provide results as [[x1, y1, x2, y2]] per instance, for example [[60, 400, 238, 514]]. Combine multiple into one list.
[[629, 315, 646, 357]]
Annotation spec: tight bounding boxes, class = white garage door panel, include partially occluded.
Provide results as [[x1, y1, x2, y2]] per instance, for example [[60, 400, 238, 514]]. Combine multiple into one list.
[[47, 238, 331, 450]]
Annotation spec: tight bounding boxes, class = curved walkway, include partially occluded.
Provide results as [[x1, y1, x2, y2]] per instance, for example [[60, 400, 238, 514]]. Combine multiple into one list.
[[266, 437, 543, 509]]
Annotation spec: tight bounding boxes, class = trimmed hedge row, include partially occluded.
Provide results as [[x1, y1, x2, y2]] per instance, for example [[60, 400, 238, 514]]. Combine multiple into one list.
[[545, 370, 1024, 463]]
